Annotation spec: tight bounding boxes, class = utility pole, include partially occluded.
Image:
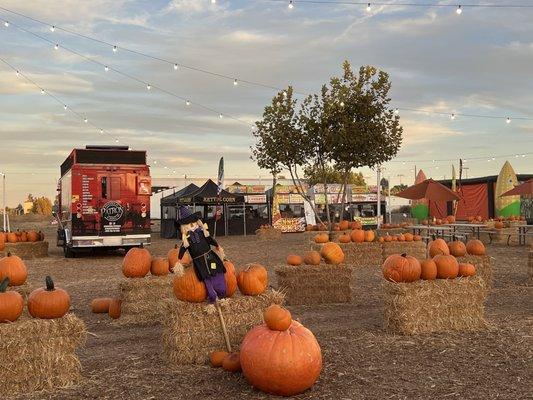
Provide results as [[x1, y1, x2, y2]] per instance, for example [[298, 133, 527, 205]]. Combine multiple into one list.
[[397, 174, 405, 184], [1, 173, 6, 232], [463, 167, 469, 179], [376, 166, 381, 228]]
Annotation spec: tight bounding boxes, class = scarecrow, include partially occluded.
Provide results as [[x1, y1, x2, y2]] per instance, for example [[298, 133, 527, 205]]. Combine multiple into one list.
[[175, 206, 227, 309]]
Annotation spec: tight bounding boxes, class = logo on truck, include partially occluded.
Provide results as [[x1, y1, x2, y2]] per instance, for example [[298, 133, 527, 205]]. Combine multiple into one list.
[[101, 201, 124, 222]]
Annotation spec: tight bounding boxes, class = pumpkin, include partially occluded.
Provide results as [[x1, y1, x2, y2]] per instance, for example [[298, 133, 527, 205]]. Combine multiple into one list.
[[167, 244, 180, 270], [237, 264, 268, 296], [338, 234, 351, 243], [150, 257, 170, 276], [350, 229, 365, 243], [286, 255, 303, 266], [28, 276, 70, 319], [6, 232, 17, 243], [382, 253, 421, 283], [305, 225, 314, 231], [27, 230, 39, 242], [378, 236, 385, 243], [122, 245, 151, 278], [224, 260, 238, 297], [333, 225, 341, 231], [446, 215, 456, 223], [350, 221, 362, 230], [397, 234, 405, 242], [91, 298, 112, 313], [391, 235, 398, 242], [429, 239, 450, 257], [433, 254, 459, 279], [413, 234, 422, 241], [466, 239, 486, 255], [38, 231, 45, 241], [0, 252, 28, 286], [320, 242, 345, 265], [448, 241, 467, 257], [241, 320, 321, 396], [404, 233, 414, 242], [173, 266, 207, 302], [222, 352, 242, 372], [317, 223, 327, 231], [303, 251, 321, 266], [210, 350, 229, 367], [494, 221, 504, 229], [420, 259, 438, 280], [108, 298, 121, 319], [338, 220, 350, 231], [19, 231, 27, 242], [458, 263, 476, 277], [314, 233, 329, 244], [384, 234, 393, 242], [364, 230, 375, 242], [264, 304, 292, 331], [0, 277, 23, 323]]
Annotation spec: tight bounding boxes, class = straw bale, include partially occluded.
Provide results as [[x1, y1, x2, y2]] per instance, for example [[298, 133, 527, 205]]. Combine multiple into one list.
[[0, 314, 87, 396], [381, 241, 427, 261], [311, 242, 382, 268], [161, 289, 284, 366], [8, 282, 33, 301], [115, 274, 174, 325], [457, 254, 493, 290], [527, 251, 533, 284], [275, 264, 353, 305], [0, 241, 49, 259], [382, 276, 488, 335], [376, 228, 407, 236], [255, 227, 282, 241]]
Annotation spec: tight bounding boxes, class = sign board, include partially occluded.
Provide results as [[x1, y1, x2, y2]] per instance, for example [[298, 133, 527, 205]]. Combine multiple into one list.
[[352, 193, 378, 202], [275, 184, 308, 194], [273, 217, 306, 233], [289, 193, 305, 204], [245, 194, 267, 204], [247, 185, 265, 194], [314, 193, 346, 205], [313, 184, 343, 194], [354, 216, 383, 226]]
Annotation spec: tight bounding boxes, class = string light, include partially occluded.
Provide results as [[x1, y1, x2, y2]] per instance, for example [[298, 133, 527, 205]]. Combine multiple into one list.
[[40, 88, 45, 94], [394, 108, 399, 115], [282, 90, 288, 98], [115, 138, 119, 143], [50, 25, 55, 32], [506, 117, 511, 124], [219, 114, 223, 118], [456, 5, 462, 15], [112, 45, 117, 53], [104, 65, 109, 72], [4, 21, 9, 27], [63, 104, 67, 110], [186, 100, 191, 106], [173, 63, 178, 70], [84, 118, 88, 123], [211, 0, 216, 4], [15, 70, 19, 76], [100, 129, 104, 134], [450, 113, 456, 120], [366, 3, 371, 12], [146, 83, 151, 90], [233, 79, 238, 86], [54, 43, 59, 50], [288, 1, 294, 9]]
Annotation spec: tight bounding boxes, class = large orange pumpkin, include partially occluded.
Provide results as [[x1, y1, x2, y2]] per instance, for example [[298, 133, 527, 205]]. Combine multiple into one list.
[[0, 277, 24, 323], [350, 229, 365, 243], [466, 239, 486, 255], [458, 263, 476, 277], [237, 264, 268, 296], [303, 251, 321, 266], [420, 259, 437, 280], [382, 253, 421, 283], [264, 304, 292, 331], [224, 260, 238, 297], [28, 276, 70, 319], [338, 220, 350, 231], [0, 252, 28, 286], [433, 254, 459, 279], [448, 241, 467, 257], [150, 257, 170, 276], [364, 230, 375, 242], [240, 320, 322, 397], [122, 245, 151, 278], [320, 242, 345, 265], [286, 255, 303, 266], [429, 239, 450, 257], [338, 234, 351, 243], [314, 233, 329, 244], [173, 266, 207, 302]]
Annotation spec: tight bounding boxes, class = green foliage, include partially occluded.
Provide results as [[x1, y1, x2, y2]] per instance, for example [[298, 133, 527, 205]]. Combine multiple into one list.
[[304, 164, 366, 186], [390, 184, 408, 195], [31, 197, 53, 215]]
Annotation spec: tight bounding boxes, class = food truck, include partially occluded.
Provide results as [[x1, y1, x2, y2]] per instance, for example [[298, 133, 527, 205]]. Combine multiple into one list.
[[56, 145, 151, 257]]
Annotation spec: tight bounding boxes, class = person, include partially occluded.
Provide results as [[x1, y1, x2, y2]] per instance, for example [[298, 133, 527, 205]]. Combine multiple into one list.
[[175, 206, 227, 310]]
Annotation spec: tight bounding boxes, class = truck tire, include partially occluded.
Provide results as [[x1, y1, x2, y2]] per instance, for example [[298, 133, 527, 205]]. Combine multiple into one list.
[[63, 245, 76, 258]]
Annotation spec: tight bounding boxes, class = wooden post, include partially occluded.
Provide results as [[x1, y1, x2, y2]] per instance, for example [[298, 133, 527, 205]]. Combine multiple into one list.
[[215, 300, 232, 352]]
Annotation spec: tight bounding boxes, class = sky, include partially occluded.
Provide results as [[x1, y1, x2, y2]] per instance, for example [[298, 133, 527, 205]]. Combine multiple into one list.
[[0, 0, 532, 206]]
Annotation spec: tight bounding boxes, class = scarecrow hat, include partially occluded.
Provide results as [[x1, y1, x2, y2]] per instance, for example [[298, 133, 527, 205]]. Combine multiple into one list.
[[177, 206, 201, 225]]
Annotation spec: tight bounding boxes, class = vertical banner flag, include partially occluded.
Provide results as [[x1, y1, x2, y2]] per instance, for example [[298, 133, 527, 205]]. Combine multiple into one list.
[[451, 165, 457, 215], [217, 157, 224, 195]]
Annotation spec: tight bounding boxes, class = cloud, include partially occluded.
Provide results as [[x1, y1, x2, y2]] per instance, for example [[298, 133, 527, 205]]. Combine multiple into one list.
[[0, 70, 94, 94]]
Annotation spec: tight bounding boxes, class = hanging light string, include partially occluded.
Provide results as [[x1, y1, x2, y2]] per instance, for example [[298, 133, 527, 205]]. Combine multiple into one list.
[[2, 19, 252, 127], [268, 0, 533, 9], [387, 151, 532, 164], [2, 8, 532, 124], [0, 56, 119, 143]]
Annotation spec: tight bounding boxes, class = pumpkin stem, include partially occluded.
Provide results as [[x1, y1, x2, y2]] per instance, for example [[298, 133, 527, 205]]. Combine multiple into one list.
[[7, 252, 11, 257], [45, 275, 55, 291], [401, 253, 407, 258], [174, 244, 178, 249], [0, 277, 9, 292], [139, 243, 144, 249]]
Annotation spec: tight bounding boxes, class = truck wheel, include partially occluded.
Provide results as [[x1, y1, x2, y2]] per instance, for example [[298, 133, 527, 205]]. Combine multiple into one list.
[[64, 245, 76, 258]]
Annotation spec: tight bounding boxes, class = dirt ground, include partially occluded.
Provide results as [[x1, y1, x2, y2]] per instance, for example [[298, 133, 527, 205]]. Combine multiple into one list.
[[7, 217, 533, 400]]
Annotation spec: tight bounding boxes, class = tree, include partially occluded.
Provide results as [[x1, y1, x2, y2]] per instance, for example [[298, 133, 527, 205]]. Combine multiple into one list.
[[31, 197, 53, 215], [304, 164, 366, 186], [390, 184, 408, 196]]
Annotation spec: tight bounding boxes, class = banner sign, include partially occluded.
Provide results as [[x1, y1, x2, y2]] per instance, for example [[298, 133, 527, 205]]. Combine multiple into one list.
[[277, 194, 290, 204], [245, 195, 267, 204], [289, 194, 305, 204], [354, 216, 383, 226], [313, 184, 343, 194], [275, 184, 308, 194], [352, 193, 378, 202], [226, 185, 247, 194], [273, 217, 306, 233], [314, 193, 345, 205], [227, 184, 265, 194], [217, 157, 224, 195]]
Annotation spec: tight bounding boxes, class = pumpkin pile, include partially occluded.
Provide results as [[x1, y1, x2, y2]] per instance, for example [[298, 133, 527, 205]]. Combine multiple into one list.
[[378, 233, 422, 243], [240, 304, 322, 396], [0, 230, 44, 243], [285, 242, 345, 267]]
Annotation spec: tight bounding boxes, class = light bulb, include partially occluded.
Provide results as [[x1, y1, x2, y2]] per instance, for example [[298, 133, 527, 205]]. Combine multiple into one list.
[[50, 25, 55, 32], [40, 89, 45, 95], [340, 101, 345, 107], [63, 104, 67, 110], [515, 154, 519, 158], [115, 139, 119, 143], [233, 79, 238, 86], [15, 70, 19, 77], [394, 108, 399, 115], [100, 129, 104, 134], [112, 45, 117, 53], [154, 160, 157, 164], [84, 118, 88, 123], [186, 100, 190, 106], [450, 113, 456, 120], [4, 21, 9, 27], [147, 84, 151, 90], [366, 3, 371, 12], [506, 117, 511, 124], [522, 154, 526, 157], [456, 5, 462, 15], [219, 114, 223, 119], [173, 63, 178, 70], [211, 0, 216, 4], [288, 1, 294, 9], [104, 66, 109, 72], [54, 44, 59, 50]]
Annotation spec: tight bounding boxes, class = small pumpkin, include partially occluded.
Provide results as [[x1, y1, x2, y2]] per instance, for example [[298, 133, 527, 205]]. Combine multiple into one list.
[[6, 232, 17, 243], [222, 352, 242, 372], [350, 229, 365, 243], [28, 276, 70, 319], [433, 254, 459, 279], [91, 298, 113, 313], [364, 230, 375, 242], [0, 233, 4, 251], [338, 220, 350, 231], [391, 235, 398, 242], [350, 221, 362, 230], [237, 264, 268, 296], [314, 233, 329, 243], [0, 277, 24, 323], [224, 260, 238, 297], [413, 234, 422, 241], [378, 236, 385, 243], [264, 304, 292, 331], [384, 234, 393, 243], [466, 239, 486, 255], [448, 241, 467, 257], [19, 231, 28, 242], [108, 298, 122, 319], [420, 259, 438, 280], [494, 221, 504, 229], [320, 242, 345, 265], [338, 234, 351, 243], [397, 234, 405, 242], [167, 244, 180, 270], [404, 233, 414, 242], [382, 253, 421, 283], [122, 245, 151, 278], [286, 255, 303, 266], [27, 230, 39, 242], [0, 252, 28, 286], [173, 265, 207, 302], [446, 215, 456, 223], [150, 257, 170, 276], [303, 251, 321, 266], [210, 350, 229, 367], [458, 263, 476, 277], [429, 238, 450, 257]]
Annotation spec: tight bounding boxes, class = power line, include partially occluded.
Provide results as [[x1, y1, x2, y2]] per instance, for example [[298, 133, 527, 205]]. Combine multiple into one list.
[[266, 0, 533, 8]]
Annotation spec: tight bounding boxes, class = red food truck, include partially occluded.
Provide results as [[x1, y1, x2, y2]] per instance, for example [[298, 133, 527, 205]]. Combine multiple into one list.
[[56, 145, 151, 257]]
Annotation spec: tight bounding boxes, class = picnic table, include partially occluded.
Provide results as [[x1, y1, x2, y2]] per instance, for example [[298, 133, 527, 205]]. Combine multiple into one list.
[[445, 223, 488, 240], [410, 225, 454, 241], [518, 225, 533, 246]]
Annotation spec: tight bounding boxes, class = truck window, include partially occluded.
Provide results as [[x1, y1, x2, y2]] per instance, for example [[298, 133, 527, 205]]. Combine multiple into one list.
[[109, 177, 121, 199], [101, 177, 107, 199]]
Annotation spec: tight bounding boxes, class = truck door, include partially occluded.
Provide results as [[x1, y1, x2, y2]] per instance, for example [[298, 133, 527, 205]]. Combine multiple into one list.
[[99, 175, 125, 235]]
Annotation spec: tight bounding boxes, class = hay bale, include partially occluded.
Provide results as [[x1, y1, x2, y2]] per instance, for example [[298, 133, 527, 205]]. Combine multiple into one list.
[[527, 251, 533, 284], [0, 241, 49, 259], [8, 282, 33, 301], [162, 290, 284, 366], [311, 242, 382, 268], [275, 264, 353, 305], [255, 227, 282, 241], [382, 241, 427, 261], [457, 255, 493, 290], [116, 274, 174, 325], [382, 277, 488, 335], [0, 314, 87, 396]]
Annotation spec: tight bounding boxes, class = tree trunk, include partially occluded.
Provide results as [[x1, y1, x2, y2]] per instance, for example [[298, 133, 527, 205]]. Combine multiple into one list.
[[339, 168, 349, 224], [288, 166, 323, 225], [271, 172, 277, 224]]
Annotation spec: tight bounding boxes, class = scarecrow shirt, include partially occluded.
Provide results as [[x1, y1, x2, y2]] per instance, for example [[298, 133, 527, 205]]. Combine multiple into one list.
[[178, 228, 226, 281]]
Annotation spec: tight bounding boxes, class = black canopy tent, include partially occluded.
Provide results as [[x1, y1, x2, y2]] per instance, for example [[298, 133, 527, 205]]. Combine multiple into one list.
[[160, 183, 199, 238]]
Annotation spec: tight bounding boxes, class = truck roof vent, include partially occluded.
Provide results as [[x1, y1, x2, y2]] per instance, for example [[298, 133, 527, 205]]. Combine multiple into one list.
[[85, 145, 129, 150]]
